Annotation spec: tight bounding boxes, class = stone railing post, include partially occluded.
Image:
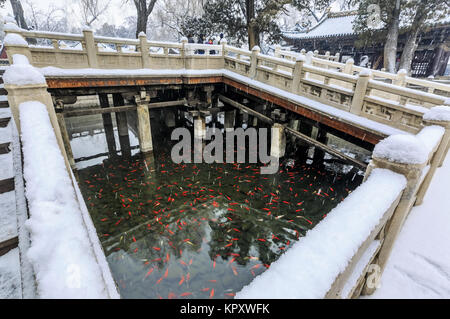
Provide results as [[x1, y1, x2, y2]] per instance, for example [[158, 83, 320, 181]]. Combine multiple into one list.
[[362, 135, 427, 295], [350, 70, 371, 115], [180, 37, 188, 69], [334, 52, 340, 62], [300, 49, 306, 55], [274, 44, 281, 58], [138, 32, 150, 68], [270, 123, 286, 158], [83, 28, 98, 68], [343, 58, 354, 75], [393, 69, 407, 103], [313, 50, 319, 57], [220, 38, 228, 57], [3, 30, 33, 64], [415, 106, 450, 205], [291, 55, 305, 94], [250, 45, 260, 79], [135, 91, 153, 153], [4, 57, 72, 173], [393, 69, 407, 87]]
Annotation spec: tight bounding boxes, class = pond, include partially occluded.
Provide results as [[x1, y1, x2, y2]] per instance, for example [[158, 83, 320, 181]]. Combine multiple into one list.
[[70, 111, 364, 299]]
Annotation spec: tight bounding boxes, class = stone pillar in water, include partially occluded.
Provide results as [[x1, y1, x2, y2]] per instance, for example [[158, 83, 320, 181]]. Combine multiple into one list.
[[313, 127, 327, 164], [113, 93, 131, 158], [296, 120, 313, 163], [270, 123, 286, 158], [136, 93, 153, 153], [164, 110, 176, 128], [194, 115, 206, 139], [99, 93, 117, 157], [193, 115, 205, 163], [235, 110, 243, 128], [224, 110, 235, 130]]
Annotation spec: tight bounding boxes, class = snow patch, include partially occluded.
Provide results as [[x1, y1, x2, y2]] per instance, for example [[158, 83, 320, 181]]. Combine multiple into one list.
[[4, 33, 28, 46], [3, 54, 46, 85], [3, 22, 21, 31], [0, 248, 22, 299], [373, 134, 428, 164], [423, 105, 450, 122]]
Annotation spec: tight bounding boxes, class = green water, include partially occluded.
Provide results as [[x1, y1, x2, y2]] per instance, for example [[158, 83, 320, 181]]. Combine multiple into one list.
[[76, 131, 363, 299]]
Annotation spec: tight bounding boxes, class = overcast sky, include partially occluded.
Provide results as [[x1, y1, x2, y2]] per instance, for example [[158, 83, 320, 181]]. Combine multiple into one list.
[[0, 0, 136, 29]]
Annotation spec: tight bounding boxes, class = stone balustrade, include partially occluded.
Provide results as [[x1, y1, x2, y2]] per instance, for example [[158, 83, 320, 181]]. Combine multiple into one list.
[[3, 22, 450, 300], [4, 27, 450, 135]]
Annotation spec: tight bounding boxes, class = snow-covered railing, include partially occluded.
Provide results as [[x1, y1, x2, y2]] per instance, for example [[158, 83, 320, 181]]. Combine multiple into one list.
[[285, 47, 450, 97], [238, 105, 450, 299], [4, 24, 450, 134], [3, 53, 120, 298]]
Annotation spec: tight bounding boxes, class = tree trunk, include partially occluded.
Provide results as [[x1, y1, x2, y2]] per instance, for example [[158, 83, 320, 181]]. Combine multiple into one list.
[[248, 24, 259, 50], [383, 0, 401, 73], [133, 0, 157, 38], [10, 0, 29, 29], [135, 13, 148, 38], [246, 0, 259, 49], [398, 28, 420, 73]]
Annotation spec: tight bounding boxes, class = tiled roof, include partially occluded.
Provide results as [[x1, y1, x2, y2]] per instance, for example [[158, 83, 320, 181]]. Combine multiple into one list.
[[283, 12, 356, 40]]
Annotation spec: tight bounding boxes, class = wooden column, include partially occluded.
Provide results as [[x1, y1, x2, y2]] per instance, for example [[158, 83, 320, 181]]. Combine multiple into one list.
[[313, 126, 327, 165]]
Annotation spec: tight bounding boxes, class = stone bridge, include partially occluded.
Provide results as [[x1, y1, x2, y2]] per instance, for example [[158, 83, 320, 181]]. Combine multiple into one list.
[[1, 23, 450, 299]]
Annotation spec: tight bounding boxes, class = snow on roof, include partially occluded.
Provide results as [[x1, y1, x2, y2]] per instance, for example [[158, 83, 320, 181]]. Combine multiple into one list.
[[283, 12, 356, 40]]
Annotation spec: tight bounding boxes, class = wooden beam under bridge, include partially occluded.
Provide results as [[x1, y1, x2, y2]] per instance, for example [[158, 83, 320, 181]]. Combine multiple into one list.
[[219, 94, 367, 169], [62, 99, 187, 117], [284, 126, 367, 168], [218, 94, 273, 124]]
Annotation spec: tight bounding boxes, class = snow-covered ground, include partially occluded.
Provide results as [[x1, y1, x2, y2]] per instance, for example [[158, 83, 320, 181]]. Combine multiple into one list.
[[0, 248, 22, 299], [367, 153, 450, 298]]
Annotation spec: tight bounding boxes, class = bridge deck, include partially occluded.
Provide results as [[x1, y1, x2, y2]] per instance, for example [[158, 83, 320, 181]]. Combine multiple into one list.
[[43, 68, 407, 145]]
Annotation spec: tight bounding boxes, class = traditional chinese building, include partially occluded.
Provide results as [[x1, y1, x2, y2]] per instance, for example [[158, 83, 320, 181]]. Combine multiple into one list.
[[282, 11, 450, 78]]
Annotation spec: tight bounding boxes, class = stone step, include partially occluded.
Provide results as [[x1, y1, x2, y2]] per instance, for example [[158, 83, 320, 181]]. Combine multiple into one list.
[[0, 189, 18, 257], [0, 117, 11, 128], [0, 247, 22, 298], [0, 237, 18, 257], [0, 142, 10, 155], [0, 178, 14, 194]]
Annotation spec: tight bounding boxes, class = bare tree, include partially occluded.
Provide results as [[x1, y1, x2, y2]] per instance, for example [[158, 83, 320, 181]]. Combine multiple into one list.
[[151, 0, 204, 40], [25, 0, 68, 32], [80, 0, 111, 27]]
